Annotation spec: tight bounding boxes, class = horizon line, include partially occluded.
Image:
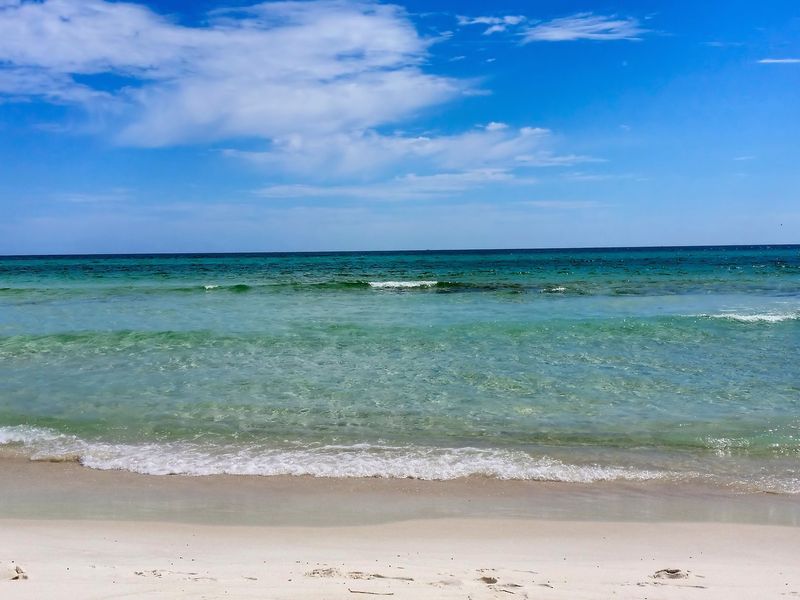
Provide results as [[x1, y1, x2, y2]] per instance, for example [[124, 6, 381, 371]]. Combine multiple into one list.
[[1, 242, 798, 259]]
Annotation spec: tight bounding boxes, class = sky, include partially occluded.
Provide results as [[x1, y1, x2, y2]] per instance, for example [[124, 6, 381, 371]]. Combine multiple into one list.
[[0, 0, 798, 254]]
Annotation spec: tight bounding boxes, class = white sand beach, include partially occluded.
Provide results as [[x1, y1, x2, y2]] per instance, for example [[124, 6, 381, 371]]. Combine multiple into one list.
[[3, 517, 799, 599], [1, 459, 799, 599]]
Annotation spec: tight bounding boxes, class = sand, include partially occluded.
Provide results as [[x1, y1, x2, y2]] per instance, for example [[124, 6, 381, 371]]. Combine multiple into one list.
[[2, 518, 799, 599], [1, 459, 799, 599]]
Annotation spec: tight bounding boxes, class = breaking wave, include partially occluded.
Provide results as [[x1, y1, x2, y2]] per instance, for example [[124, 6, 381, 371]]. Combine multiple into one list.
[[368, 281, 439, 289], [700, 313, 799, 323], [0, 426, 660, 482]]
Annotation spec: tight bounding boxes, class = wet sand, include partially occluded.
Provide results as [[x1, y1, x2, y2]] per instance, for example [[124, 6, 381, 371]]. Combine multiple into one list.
[[1, 458, 799, 598], [2, 457, 800, 526]]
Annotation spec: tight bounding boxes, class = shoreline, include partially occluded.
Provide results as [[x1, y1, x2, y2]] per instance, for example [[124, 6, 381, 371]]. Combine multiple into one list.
[[3, 458, 799, 598], [2, 457, 798, 527]]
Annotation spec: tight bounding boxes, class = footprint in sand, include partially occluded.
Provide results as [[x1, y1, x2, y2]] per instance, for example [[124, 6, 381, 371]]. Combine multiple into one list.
[[305, 568, 413, 583], [348, 571, 414, 582], [134, 569, 216, 582], [430, 579, 463, 588], [7, 565, 28, 581], [636, 568, 706, 590], [306, 567, 341, 577], [475, 571, 529, 596], [653, 568, 689, 579]]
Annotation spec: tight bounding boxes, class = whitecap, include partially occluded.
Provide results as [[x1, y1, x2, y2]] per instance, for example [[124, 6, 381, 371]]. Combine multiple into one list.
[[701, 313, 798, 323], [0, 425, 69, 445], [0, 428, 663, 482], [79, 444, 665, 482], [368, 281, 438, 289]]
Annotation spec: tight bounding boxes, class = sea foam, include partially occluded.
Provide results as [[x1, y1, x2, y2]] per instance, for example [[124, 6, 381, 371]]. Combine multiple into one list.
[[702, 313, 798, 323], [368, 281, 438, 289], [0, 425, 66, 445], [0, 426, 659, 482]]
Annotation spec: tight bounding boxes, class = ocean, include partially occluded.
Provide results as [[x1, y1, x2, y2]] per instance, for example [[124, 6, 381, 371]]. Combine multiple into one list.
[[0, 246, 798, 492]]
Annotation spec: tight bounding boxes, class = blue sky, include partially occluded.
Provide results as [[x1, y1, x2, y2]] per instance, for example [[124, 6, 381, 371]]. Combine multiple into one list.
[[0, 0, 798, 254]]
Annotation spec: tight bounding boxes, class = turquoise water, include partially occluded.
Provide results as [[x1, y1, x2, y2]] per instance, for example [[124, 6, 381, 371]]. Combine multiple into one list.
[[1, 246, 798, 491]]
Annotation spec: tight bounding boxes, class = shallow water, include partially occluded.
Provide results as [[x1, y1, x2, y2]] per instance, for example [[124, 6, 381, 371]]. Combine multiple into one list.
[[1, 246, 798, 491]]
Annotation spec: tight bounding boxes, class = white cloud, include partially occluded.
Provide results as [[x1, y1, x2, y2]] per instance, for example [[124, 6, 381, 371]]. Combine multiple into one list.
[[757, 58, 800, 64], [523, 13, 647, 43], [256, 169, 524, 200], [455, 12, 649, 44], [457, 14, 525, 35], [521, 200, 603, 209], [561, 171, 638, 182], [54, 189, 131, 204], [0, 0, 599, 200], [224, 125, 589, 177], [0, 67, 114, 104], [0, 0, 462, 146], [516, 154, 601, 167]]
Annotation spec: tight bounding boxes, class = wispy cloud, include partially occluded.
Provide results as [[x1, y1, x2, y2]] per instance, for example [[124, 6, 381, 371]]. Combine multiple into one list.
[[757, 58, 800, 64], [517, 154, 602, 167], [523, 13, 648, 43], [0, 67, 114, 105], [456, 14, 525, 35], [704, 41, 744, 48], [224, 124, 591, 178], [256, 172, 615, 204], [54, 189, 131, 205], [561, 171, 641, 182], [456, 12, 649, 44], [521, 200, 604, 209], [256, 169, 528, 200], [0, 197, 617, 254]]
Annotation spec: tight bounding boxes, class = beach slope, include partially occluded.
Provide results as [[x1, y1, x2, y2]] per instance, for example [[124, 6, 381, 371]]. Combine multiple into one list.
[[3, 517, 799, 599]]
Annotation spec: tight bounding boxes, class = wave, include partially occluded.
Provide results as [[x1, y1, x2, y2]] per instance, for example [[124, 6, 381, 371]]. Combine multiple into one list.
[[368, 281, 438, 289], [0, 425, 660, 482], [201, 283, 252, 293], [10, 279, 798, 299], [0, 281, 515, 296], [0, 425, 64, 445], [700, 313, 799, 323], [3, 426, 798, 492], [301, 280, 528, 293]]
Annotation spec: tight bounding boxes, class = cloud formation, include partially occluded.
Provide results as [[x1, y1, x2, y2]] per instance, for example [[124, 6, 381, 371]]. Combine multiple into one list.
[[456, 14, 525, 35], [256, 169, 522, 200], [457, 12, 647, 43], [757, 58, 800, 64], [523, 13, 647, 43], [0, 1, 603, 200], [225, 124, 588, 177], [0, 0, 461, 146]]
